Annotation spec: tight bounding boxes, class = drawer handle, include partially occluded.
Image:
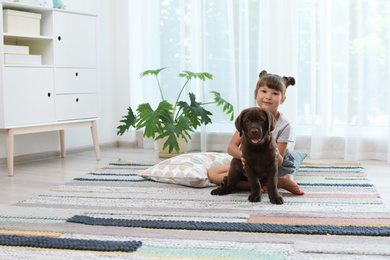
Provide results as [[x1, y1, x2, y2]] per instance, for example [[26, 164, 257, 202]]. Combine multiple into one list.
[[58, 36, 61, 41], [75, 72, 79, 77], [76, 98, 79, 102], [47, 92, 51, 97]]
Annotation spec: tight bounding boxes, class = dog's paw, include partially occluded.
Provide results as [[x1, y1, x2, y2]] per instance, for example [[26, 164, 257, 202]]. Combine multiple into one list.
[[248, 194, 261, 202], [220, 176, 228, 187], [270, 195, 284, 205], [211, 188, 230, 196]]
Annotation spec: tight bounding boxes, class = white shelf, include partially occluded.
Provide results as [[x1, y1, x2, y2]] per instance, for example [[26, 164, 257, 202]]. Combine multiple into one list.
[[4, 33, 53, 40]]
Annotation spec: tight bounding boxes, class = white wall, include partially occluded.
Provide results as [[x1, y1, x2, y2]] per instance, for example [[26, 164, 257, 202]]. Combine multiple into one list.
[[0, 0, 130, 160]]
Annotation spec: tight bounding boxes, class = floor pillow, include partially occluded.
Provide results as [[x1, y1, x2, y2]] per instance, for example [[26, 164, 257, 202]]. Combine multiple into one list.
[[290, 150, 307, 176], [139, 152, 232, 188]]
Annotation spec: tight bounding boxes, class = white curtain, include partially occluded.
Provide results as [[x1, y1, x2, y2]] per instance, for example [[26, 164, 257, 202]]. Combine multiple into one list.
[[128, 0, 390, 162]]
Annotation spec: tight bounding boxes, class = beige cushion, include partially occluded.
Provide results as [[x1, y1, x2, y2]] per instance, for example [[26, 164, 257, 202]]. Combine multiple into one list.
[[139, 152, 232, 188]]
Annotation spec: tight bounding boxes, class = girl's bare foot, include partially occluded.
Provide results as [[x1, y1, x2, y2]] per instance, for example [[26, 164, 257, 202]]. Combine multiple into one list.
[[278, 174, 304, 195]]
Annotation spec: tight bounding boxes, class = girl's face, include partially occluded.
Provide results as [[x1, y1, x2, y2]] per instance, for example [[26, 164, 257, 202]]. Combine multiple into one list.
[[255, 85, 286, 115]]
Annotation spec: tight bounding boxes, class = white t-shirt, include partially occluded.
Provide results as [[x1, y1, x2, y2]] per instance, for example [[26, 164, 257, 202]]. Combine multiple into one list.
[[272, 112, 294, 144], [273, 112, 296, 176]]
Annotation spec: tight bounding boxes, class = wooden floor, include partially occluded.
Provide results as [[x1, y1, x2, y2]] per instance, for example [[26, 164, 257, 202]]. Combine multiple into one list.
[[0, 146, 390, 209]]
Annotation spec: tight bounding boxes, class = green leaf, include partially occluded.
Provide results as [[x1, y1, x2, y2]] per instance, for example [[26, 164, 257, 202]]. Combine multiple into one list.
[[135, 101, 174, 138], [198, 72, 213, 81], [211, 91, 235, 121], [139, 67, 167, 101], [116, 107, 136, 136], [178, 71, 213, 81], [178, 92, 213, 128], [156, 114, 194, 153], [139, 67, 168, 78]]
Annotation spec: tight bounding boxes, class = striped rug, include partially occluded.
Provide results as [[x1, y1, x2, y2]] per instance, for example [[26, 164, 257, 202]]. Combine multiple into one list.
[[0, 161, 389, 259]]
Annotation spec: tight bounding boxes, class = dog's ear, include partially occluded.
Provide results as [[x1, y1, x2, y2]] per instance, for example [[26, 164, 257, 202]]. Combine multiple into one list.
[[265, 110, 276, 133], [235, 110, 245, 136]]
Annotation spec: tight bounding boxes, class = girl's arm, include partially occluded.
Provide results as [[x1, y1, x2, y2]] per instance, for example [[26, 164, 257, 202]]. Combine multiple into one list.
[[276, 142, 287, 166], [227, 131, 242, 159]]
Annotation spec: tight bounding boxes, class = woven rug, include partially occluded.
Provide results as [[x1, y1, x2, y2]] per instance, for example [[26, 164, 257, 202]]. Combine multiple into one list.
[[0, 161, 389, 259]]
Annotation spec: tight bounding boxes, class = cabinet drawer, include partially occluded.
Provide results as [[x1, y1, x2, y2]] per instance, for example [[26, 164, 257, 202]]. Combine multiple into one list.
[[56, 93, 98, 121], [55, 68, 97, 94]]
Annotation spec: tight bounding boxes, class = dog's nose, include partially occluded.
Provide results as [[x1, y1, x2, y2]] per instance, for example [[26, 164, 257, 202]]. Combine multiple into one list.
[[251, 129, 259, 134]]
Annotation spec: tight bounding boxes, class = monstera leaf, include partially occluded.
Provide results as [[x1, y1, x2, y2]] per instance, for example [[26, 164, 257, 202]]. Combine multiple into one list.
[[117, 107, 136, 136], [178, 93, 213, 128], [135, 101, 173, 139], [155, 113, 194, 153]]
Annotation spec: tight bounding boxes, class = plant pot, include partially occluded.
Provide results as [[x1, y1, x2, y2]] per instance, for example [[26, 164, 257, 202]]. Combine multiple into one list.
[[156, 136, 187, 158]]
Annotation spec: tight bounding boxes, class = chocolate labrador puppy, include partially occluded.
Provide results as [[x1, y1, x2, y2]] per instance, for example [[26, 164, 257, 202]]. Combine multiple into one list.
[[211, 107, 284, 204]]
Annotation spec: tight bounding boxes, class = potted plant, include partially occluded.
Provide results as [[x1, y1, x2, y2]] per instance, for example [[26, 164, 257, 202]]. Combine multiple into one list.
[[117, 67, 234, 156]]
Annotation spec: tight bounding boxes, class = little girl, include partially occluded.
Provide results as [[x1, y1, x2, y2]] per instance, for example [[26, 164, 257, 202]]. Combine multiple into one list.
[[207, 70, 304, 195]]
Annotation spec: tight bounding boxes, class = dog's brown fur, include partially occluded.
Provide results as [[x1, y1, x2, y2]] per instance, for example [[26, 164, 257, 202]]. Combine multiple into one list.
[[211, 107, 284, 204]]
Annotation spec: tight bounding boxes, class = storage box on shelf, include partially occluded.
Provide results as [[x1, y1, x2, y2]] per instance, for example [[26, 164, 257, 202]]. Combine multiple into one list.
[[3, 43, 41, 65], [4, 44, 29, 54], [3, 9, 41, 36], [4, 53, 42, 65], [0, 3, 100, 177]]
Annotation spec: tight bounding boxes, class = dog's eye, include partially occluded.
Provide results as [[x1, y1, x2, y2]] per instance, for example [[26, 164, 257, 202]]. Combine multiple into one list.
[[244, 119, 251, 124]]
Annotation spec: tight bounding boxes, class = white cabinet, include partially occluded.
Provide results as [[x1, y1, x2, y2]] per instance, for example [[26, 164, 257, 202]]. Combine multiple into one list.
[[0, 3, 100, 176]]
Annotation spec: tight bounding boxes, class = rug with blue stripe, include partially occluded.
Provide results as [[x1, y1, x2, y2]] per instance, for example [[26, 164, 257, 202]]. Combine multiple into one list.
[[0, 160, 389, 259]]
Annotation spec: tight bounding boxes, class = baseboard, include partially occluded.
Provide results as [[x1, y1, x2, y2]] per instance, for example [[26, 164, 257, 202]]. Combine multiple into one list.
[[123, 132, 229, 152], [117, 140, 138, 148], [0, 142, 118, 167]]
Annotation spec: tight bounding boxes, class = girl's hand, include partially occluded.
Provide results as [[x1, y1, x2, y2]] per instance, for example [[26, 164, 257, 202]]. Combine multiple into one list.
[[275, 147, 284, 166], [241, 155, 246, 169]]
